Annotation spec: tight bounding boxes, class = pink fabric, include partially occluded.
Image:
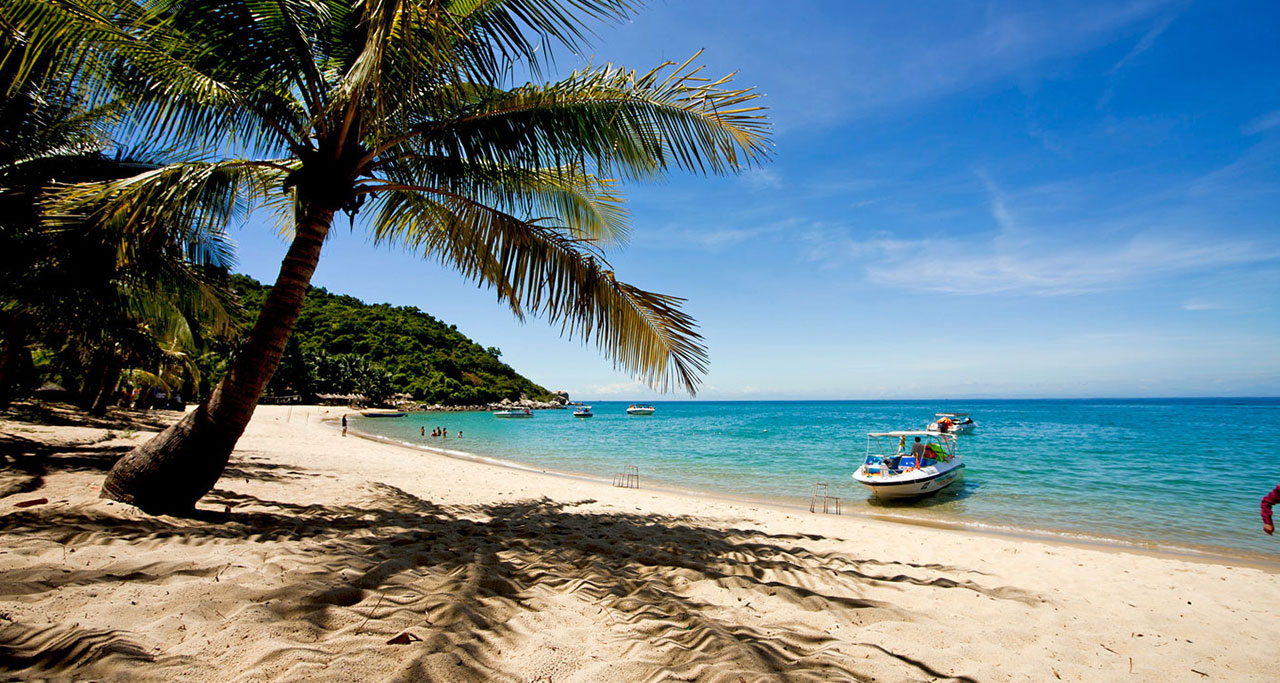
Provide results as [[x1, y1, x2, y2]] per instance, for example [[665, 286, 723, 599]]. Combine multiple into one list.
[[1262, 484, 1280, 526]]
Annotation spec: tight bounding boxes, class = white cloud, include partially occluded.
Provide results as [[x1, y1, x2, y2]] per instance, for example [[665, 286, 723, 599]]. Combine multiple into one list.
[[1242, 110, 1280, 136], [742, 168, 782, 190], [636, 218, 797, 251], [833, 0, 1179, 117], [805, 172, 1280, 296], [1181, 298, 1228, 311], [1108, 10, 1179, 74], [582, 380, 649, 396]]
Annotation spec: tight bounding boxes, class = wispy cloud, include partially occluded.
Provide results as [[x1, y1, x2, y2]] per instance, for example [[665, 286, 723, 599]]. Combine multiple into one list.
[[833, 0, 1180, 118], [742, 168, 782, 190], [1242, 110, 1280, 136], [635, 218, 797, 251], [1108, 9, 1180, 74], [1181, 298, 1229, 311], [582, 380, 652, 397], [853, 232, 1274, 296], [805, 172, 1280, 296]]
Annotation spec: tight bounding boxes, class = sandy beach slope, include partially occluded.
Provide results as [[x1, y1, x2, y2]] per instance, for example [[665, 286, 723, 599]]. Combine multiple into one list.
[[2, 404, 1277, 681]]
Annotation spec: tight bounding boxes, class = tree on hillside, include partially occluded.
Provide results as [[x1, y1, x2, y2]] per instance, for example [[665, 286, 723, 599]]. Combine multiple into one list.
[[6, 0, 771, 513]]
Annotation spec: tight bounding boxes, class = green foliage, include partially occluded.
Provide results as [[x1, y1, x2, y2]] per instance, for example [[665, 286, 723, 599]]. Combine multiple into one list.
[[233, 275, 552, 405]]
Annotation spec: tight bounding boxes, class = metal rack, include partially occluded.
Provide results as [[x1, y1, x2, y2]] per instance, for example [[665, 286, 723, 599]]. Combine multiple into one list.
[[613, 464, 640, 489], [809, 482, 841, 514]]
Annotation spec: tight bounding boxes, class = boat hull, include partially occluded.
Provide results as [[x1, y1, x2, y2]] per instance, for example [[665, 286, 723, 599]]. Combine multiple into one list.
[[928, 422, 976, 435], [361, 411, 406, 418], [626, 409, 655, 415], [493, 411, 533, 418], [853, 462, 965, 499], [573, 413, 593, 418]]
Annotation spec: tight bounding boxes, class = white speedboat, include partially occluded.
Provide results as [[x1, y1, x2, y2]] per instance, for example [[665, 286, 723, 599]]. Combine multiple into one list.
[[573, 406, 594, 418], [626, 404, 655, 415], [852, 431, 964, 499], [927, 412, 976, 435], [493, 409, 533, 418]]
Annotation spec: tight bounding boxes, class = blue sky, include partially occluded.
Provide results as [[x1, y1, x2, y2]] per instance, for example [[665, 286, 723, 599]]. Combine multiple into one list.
[[231, 0, 1280, 400]]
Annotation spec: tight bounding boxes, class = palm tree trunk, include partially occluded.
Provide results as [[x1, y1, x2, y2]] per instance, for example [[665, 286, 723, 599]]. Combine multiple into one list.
[[80, 351, 109, 410], [0, 314, 28, 408], [89, 354, 125, 417], [101, 205, 335, 513]]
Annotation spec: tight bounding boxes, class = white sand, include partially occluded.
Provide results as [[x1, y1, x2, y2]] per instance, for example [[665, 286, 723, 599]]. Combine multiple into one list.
[[2, 404, 1277, 681]]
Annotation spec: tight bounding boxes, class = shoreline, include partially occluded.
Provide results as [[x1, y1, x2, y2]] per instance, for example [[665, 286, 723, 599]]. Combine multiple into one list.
[[341, 416, 1280, 572], [5, 403, 1279, 681]]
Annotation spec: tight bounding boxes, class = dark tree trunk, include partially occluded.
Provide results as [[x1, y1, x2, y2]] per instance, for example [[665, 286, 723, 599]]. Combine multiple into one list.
[[101, 205, 335, 513], [0, 315, 28, 408], [89, 354, 125, 417], [79, 351, 109, 410]]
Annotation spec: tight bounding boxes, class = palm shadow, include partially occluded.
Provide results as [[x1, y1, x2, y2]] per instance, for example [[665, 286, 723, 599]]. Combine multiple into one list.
[[0, 470, 1046, 681]]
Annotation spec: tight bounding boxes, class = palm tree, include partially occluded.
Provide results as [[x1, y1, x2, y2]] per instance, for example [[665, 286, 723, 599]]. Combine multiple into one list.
[[0, 26, 238, 411], [9, 0, 770, 514]]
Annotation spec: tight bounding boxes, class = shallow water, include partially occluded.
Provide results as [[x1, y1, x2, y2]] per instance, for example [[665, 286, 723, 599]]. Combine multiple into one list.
[[352, 398, 1280, 559]]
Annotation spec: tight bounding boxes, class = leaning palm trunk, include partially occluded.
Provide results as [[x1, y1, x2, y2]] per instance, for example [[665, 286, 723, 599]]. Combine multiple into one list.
[[101, 207, 333, 512], [26, 0, 770, 514]]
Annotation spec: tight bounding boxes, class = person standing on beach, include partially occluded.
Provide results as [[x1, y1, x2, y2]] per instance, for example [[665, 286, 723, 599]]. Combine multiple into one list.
[[1262, 483, 1280, 535], [341, 415, 347, 437]]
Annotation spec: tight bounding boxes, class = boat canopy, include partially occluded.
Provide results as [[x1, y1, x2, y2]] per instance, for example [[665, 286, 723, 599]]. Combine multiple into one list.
[[867, 430, 947, 438], [934, 412, 970, 418]]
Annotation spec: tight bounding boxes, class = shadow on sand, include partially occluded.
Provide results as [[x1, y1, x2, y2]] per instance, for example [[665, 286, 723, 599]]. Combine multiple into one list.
[[0, 424, 1039, 680]]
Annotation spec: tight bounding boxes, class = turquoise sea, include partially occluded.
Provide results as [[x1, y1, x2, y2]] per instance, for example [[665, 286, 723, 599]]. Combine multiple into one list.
[[350, 399, 1280, 561]]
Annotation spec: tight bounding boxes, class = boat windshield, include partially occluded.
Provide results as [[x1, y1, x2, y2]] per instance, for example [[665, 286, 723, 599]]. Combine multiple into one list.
[[865, 432, 956, 460]]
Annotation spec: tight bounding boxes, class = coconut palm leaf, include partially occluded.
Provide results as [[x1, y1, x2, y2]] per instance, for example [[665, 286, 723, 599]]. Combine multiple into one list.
[[41, 158, 287, 262], [378, 55, 770, 179], [369, 187, 705, 392]]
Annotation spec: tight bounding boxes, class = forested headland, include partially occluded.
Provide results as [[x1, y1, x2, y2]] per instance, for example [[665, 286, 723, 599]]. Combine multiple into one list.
[[237, 275, 556, 405]]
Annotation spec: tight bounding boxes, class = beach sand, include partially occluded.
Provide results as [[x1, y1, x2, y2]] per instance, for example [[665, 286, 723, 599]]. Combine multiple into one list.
[[2, 404, 1276, 681]]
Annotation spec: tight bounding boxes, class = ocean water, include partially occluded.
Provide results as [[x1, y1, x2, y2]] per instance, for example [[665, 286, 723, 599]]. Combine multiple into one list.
[[350, 399, 1280, 560]]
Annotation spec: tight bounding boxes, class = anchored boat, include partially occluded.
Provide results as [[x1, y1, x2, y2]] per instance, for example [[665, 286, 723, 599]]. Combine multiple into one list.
[[626, 404, 655, 415], [493, 409, 533, 418], [360, 410, 406, 418], [852, 431, 964, 499], [573, 406, 594, 418], [927, 412, 976, 435]]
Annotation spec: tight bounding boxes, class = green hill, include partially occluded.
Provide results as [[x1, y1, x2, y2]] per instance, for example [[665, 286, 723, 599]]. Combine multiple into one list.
[[231, 275, 554, 405]]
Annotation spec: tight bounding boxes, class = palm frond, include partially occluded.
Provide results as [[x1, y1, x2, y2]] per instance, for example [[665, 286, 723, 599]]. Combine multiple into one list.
[[370, 157, 629, 246], [370, 188, 706, 394], [446, 0, 637, 78], [41, 159, 287, 266], [380, 53, 771, 181]]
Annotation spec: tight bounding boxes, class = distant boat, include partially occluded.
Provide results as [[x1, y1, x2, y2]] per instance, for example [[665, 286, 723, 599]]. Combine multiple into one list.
[[927, 412, 976, 434], [852, 431, 964, 499], [626, 404, 655, 415], [494, 409, 533, 418], [360, 410, 406, 418], [573, 406, 594, 418]]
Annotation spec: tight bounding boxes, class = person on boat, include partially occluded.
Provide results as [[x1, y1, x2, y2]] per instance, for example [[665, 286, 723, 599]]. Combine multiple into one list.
[[910, 437, 928, 459], [937, 416, 954, 433], [1262, 483, 1280, 535]]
